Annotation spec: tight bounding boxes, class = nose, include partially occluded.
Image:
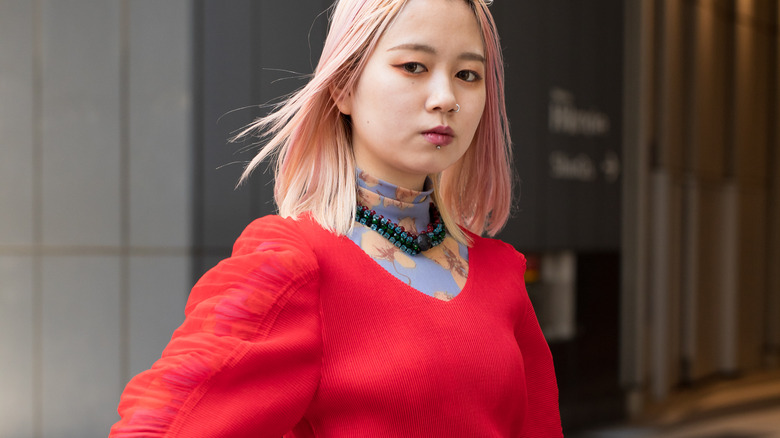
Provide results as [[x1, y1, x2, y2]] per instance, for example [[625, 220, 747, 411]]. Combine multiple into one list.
[[425, 73, 458, 114]]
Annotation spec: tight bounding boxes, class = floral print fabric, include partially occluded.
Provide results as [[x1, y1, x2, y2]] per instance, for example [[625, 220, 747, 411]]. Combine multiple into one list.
[[348, 170, 469, 301]]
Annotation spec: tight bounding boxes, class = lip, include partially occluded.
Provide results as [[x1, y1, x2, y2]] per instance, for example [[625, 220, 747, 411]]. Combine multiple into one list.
[[422, 126, 455, 146]]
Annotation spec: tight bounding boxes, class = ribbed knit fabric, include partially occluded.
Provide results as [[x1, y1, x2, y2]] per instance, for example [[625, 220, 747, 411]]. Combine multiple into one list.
[[110, 215, 562, 437]]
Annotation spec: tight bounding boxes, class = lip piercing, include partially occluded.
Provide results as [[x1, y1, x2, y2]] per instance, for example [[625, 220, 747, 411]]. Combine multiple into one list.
[[436, 145, 441, 149]]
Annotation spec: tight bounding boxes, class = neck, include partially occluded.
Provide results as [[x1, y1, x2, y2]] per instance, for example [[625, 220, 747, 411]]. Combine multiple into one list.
[[356, 170, 434, 235], [352, 154, 428, 191]]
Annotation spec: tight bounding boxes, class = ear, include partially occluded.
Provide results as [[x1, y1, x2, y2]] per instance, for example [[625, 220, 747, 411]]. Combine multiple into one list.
[[330, 84, 353, 115]]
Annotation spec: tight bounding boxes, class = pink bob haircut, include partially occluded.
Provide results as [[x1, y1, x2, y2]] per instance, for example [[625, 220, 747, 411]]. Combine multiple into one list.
[[236, 0, 512, 244]]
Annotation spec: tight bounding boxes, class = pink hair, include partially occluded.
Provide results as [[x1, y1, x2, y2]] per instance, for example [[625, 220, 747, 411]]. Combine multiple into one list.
[[236, 0, 512, 242]]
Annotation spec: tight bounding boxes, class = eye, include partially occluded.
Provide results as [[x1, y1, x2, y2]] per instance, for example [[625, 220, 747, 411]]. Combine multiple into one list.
[[400, 62, 427, 74], [456, 70, 482, 82]]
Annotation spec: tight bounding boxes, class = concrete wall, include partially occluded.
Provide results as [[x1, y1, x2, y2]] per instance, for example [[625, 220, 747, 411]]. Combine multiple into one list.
[[0, 1, 193, 436]]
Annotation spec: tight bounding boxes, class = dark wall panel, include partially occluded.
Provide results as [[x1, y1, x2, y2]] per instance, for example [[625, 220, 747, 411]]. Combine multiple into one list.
[[197, 0, 255, 255], [493, 1, 624, 251], [194, 0, 329, 276]]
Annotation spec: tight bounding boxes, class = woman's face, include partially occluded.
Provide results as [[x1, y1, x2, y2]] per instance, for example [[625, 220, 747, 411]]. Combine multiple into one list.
[[338, 0, 486, 190]]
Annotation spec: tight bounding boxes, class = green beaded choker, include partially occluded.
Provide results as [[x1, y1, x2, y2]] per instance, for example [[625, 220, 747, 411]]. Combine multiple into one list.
[[355, 203, 446, 255]]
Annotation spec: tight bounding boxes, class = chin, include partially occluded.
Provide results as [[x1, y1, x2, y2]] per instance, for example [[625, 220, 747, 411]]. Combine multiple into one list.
[[426, 158, 461, 175]]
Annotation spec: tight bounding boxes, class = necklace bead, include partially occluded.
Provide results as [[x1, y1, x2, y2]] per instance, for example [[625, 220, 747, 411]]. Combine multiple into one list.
[[355, 203, 446, 255]]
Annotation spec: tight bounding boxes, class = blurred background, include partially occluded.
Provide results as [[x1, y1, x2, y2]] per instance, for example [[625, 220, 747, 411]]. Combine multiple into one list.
[[0, 0, 778, 437]]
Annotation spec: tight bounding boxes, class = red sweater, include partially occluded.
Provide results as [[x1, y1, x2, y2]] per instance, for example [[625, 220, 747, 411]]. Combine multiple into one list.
[[110, 215, 562, 437]]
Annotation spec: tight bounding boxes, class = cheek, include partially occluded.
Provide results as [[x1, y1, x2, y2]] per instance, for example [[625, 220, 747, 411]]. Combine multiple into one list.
[[467, 93, 487, 128], [353, 81, 396, 122], [358, 88, 413, 130], [460, 100, 486, 148]]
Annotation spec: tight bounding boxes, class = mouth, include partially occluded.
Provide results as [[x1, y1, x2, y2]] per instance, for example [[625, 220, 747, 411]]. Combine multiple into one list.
[[422, 126, 454, 147]]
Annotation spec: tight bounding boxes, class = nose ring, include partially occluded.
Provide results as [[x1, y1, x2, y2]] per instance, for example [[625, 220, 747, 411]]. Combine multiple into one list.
[[453, 104, 460, 113]]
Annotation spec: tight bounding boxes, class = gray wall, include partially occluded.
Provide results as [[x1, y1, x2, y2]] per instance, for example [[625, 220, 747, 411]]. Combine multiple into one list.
[[0, 1, 332, 435], [0, 1, 193, 436]]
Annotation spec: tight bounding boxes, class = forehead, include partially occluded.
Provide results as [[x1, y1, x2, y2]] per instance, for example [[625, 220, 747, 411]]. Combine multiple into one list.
[[376, 0, 484, 55]]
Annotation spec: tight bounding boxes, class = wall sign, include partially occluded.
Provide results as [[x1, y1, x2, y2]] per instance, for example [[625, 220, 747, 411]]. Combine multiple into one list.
[[493, 0, 624, 251]]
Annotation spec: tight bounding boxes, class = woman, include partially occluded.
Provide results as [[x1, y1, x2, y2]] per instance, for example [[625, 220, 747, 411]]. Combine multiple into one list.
[[110, 0, 562, 436]]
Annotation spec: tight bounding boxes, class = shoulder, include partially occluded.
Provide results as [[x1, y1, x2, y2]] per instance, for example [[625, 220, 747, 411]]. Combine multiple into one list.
[[232, 215, 316, 257], [230, 214, 321, 280], [465, 230, 527, 271], [186, 215, 320, 313]]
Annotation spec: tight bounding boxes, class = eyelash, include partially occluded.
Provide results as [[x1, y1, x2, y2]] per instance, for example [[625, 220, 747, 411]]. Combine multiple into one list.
[[397, 62, 483, 82], [401, 62, 426, 74], [456, 70, 482, 82]]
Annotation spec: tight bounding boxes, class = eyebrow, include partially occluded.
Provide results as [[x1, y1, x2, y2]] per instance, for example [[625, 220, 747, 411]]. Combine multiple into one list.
[[387, 43, 485, 63]]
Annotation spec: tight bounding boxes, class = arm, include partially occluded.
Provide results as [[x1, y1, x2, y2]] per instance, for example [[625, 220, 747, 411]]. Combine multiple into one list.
[[110, 217, 321, 437], [514, 254, 564, 437]]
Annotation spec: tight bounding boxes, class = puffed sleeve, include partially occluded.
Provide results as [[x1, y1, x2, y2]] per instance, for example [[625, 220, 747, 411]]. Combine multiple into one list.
[[109, 216, 321, 438], [512, 251, 564, 437]]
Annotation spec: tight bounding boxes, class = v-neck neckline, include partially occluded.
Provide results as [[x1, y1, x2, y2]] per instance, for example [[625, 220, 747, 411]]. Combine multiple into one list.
[[340, 230, 476, 305]]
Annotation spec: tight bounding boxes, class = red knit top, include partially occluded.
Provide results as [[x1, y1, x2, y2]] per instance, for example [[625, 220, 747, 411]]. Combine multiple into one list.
[[110, 215, 562, 437]]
